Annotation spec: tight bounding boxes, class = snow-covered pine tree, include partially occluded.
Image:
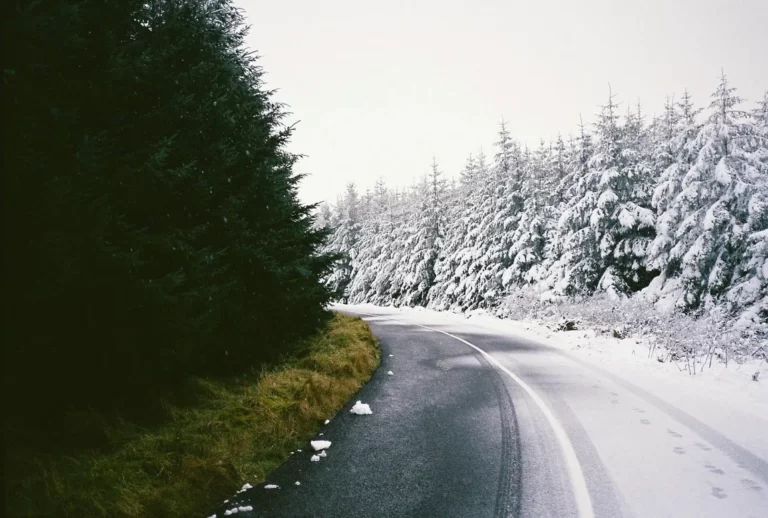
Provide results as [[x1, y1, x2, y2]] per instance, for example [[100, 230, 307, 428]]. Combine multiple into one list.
[[754, 92, 768, 135], [647, 90, 703, 289], [549, 134, 569, 200], [325, 183, 361, 301], [530, 133, 578, 288], [723, 191, 768, 334], [546, 90, 656, 299], [348, 179, 391, 302], [315, 202, 334, 231], [369, 181, 401, 305], [651, 97, 680, 180], [602, 102, 657, 294], [430, 154, 480, 309], [722, 91, 768, 332], [503, 140, 553, 288], [472, 121, 524, 307], [540, 118, 593, 295], [398, 160, 446, 306], [383, 187, 411, 305], [546, 92, 625, 296], [669, 73, 766, 311], [451, 149, 495, 309]]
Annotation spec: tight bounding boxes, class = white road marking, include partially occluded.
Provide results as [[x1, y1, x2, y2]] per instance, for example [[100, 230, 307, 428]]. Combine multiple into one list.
[[361, 312, 596, 518]]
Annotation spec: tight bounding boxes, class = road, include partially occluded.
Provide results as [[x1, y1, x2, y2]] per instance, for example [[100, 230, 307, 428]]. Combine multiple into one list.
[[210, 306, 768, 518]]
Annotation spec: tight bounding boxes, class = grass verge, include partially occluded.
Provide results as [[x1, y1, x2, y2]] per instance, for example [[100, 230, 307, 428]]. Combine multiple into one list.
[[4, 313, 379, 517]]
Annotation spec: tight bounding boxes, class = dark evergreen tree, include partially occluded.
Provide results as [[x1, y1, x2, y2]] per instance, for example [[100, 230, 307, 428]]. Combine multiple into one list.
[[3, 0, 335, 415]]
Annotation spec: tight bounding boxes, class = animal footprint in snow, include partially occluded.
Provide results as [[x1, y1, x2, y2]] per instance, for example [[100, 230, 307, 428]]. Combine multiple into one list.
[[711, 487, 727, 499], [694, 442, 713, 451], [673, 446, 685, 454], [634, 407, 645, 414], [704, 464, 724, 475], [741, 478, 763, 492], [640, 419, 651, 425], [666, 429, 682, 438]]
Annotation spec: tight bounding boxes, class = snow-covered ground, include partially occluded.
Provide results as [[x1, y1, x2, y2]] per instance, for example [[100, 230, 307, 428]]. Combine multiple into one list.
[[340, 303, 768, 462]]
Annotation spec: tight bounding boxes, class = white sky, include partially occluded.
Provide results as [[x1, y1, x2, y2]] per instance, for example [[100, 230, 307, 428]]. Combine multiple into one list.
[[236, 0, 768, 205]]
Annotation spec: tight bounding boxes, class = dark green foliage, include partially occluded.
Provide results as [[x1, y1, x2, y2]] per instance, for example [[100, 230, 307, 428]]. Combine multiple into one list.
[[3, 0, 334, 417]]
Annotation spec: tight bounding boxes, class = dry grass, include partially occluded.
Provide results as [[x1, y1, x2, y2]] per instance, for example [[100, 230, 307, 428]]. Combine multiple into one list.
[[5, 313, 379, 517]]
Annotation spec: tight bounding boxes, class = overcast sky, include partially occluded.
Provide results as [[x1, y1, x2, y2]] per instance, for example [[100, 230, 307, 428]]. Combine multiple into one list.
[[236, 0, 768, 205]]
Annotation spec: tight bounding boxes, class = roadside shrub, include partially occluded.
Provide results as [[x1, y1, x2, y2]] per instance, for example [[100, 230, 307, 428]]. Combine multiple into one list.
[[500, 288, 765, 372]]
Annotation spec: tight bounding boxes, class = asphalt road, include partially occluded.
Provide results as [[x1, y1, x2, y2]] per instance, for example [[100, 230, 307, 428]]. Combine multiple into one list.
[[209, 306, 768, 518]]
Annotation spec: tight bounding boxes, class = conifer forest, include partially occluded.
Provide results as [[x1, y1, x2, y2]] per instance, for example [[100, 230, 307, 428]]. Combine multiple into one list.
[[321, 79, 767, 345]]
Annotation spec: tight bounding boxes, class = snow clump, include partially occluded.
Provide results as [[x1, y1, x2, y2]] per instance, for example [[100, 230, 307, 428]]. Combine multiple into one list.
[[310, 439, 332, 451], [350, 401, 372, 415]]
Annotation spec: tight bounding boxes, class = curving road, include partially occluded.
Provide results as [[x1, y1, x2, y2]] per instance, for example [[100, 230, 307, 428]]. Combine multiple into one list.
[[210, 306, 768, 518]]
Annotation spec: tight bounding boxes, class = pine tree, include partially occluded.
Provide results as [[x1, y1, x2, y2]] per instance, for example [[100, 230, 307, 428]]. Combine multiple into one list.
[[3, 0, 336, 413], [368, 180, 399, 304], [430, 154, 479, 309], [647, 90, 703, 285], [671, 73, 766, 310], [547, 92, 623, 296], [326, 184, 361, 301], [451, 149, 495, 309], [601, 102, 656, 295], [722, 93, 768, 330], [472, 121, 524, 306], [398, 160, 445, 306], [503, 141, 551, 288]]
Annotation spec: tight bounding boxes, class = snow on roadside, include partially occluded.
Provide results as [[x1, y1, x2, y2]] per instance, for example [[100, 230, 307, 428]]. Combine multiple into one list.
[[310, 440, 331, 451], [461, 308, 768, 415], [350, 401, 373, 415]]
